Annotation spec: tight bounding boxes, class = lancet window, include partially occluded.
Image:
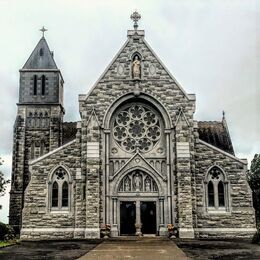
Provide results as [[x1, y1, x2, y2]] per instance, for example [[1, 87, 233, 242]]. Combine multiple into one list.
[[50, 167, 70, 211], [205, 166, 229, 211]]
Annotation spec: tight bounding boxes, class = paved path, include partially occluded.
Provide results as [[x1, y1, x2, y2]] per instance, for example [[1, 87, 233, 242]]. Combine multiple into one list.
[[79, 237, 189, 260]]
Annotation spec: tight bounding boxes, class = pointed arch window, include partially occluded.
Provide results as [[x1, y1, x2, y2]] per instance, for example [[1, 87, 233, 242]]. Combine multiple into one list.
[[204, 166, 229, 211], [208, 181, 214, 207], [49, 167, 71, 211], [218, 181, 225, 207], [41, 75, 46, 95], [33, 75, 38, 95], [52, 181, 58, 207], [62, 182, 68, 207]]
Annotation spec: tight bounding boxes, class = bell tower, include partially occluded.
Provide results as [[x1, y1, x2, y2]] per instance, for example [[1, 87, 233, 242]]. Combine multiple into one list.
[[9, 27, 65, 233]]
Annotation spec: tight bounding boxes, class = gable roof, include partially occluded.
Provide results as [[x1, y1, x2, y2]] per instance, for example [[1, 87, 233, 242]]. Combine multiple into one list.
[[62, 122, 77, 144], [198, 120, 234, 155], [22, 37, 58, 70], [84, 30, 192, 101]]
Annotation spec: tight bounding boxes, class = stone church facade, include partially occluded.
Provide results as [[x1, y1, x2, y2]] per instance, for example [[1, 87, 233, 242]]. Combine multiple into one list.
[[9, 17, 256, 240]]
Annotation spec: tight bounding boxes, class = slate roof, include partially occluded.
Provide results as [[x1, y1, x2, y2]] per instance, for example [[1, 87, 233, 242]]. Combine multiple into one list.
[[197, 120, 235, 155], [62, 122, 77, 144], [22, 37, 58, 70], [61, 120, 235, 155]]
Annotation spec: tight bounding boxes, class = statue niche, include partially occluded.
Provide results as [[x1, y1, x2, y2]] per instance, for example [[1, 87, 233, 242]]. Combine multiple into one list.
[[132, 54, 141, 79]]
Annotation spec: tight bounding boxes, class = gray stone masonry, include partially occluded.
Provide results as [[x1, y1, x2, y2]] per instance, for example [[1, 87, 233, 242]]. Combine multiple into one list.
[[18, 28, 256, 240], [194, 140, 256, 238], [21, 139, 81, 240]]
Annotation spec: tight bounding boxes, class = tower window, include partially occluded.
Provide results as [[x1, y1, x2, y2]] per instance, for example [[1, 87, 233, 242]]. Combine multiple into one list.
[[33, 75, 37, 95], [41, 75, 46, 95], [39, 48, 44, 56]]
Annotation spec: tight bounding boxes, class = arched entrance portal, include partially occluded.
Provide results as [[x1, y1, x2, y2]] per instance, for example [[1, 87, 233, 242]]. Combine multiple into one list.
[[118, 169, 159, 236], [103, 94, 173, 237]]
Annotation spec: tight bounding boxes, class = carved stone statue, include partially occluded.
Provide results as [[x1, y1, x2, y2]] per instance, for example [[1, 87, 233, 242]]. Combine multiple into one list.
[[134, 173, 142, 191], [125, 177, 130, 191], [132, 55, 141, 79], [145, 178, 151, 191]]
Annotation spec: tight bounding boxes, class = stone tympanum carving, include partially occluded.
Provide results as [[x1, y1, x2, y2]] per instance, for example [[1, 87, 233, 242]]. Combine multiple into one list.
[[119, 170, 158, 193]]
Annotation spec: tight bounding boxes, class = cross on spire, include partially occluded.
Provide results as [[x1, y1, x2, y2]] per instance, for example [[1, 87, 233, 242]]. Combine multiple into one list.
[[40, 26, 47, 37], [130, 11, 141, 30]]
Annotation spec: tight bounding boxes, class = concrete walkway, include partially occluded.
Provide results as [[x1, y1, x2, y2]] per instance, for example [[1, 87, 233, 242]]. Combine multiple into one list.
[[79, 237, 189, 260]]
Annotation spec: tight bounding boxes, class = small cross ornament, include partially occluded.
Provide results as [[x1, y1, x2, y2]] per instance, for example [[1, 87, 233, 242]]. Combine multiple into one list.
[[40, 26, 47, 37], [130, 11, 141, 30]]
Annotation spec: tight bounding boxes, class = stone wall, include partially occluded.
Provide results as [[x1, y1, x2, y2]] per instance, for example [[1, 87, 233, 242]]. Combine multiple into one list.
[[9, 104, 64, 233], [194, 140, 256, 238], [21, 139, 81, 240], [19, 71, 62, 104]]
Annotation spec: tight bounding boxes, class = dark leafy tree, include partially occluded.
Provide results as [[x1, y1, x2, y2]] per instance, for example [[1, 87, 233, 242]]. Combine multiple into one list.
[[0, 157, 10, 197], [247, 154, 260, 228]]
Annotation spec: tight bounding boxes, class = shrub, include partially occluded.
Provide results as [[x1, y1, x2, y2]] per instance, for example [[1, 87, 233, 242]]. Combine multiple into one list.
[[0, 222, 15, 241]]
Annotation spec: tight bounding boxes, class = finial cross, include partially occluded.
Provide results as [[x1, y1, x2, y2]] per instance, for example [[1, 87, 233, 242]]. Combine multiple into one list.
[[40, 26, 47, 37], [130, 11, 141, 30]]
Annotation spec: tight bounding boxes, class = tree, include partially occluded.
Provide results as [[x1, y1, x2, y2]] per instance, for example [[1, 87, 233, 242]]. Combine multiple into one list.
[[247, 154, 260, 227], [0, 158, 10, 197], [248, 154, 260, 192]]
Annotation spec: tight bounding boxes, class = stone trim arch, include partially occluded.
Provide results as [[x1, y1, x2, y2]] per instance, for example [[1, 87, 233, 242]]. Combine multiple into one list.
[[130, 51, 143, 61], [204, 165, 228, 182], [102, 92, 173, 129], [48, 164, 73, 184]]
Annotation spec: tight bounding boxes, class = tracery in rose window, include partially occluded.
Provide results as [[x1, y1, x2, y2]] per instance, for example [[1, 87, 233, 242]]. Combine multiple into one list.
[[113, 104, 161, 153]]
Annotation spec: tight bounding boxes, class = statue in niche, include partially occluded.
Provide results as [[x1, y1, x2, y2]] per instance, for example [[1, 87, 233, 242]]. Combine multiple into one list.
[[145, 178, 151, 192], [125, 177, 130, 191], [132, 55, 141, 79], [134, 173, 142, 191]]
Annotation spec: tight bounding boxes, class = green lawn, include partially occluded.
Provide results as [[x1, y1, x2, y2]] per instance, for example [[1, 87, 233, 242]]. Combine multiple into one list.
[[0, 240, 16, 248]]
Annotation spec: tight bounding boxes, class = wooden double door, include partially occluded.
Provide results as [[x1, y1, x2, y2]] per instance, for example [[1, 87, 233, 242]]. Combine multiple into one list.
[[120, 201, 156, 235]]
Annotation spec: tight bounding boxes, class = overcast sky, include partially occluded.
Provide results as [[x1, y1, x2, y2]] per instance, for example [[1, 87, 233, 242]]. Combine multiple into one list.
[[0, 0, 259, 223]]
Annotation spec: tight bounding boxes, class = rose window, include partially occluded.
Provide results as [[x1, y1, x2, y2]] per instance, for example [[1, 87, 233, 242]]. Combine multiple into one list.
[[113, 105, 161, 153]]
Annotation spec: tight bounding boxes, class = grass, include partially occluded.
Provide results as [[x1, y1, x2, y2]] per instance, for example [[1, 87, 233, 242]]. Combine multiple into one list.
[[0, 240, 17, 248]]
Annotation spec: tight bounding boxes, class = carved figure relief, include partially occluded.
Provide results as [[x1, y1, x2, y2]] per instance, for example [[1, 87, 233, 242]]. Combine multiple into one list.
[[119, 170, 158, 192]]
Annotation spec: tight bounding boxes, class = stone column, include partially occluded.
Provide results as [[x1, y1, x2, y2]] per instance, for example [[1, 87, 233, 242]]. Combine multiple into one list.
[[111, 197, 119, 237], [165, 131, 172, 224], [135, 200, 142, 236], [176, 115, 194, 238], [159, 197, 164, 225], [159, 197, 167, 236], [85, 111, 101, 238]]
